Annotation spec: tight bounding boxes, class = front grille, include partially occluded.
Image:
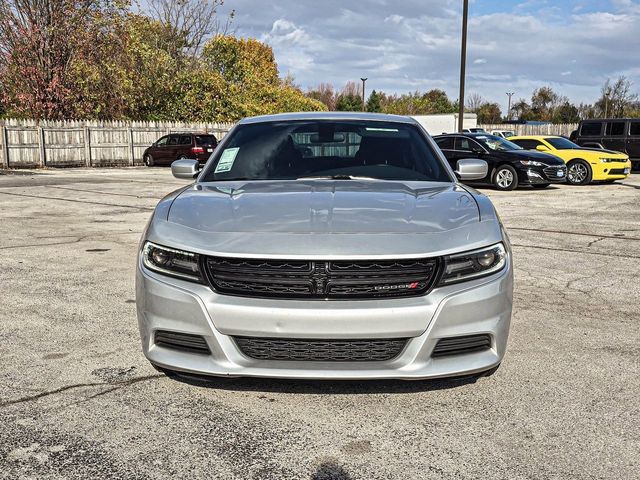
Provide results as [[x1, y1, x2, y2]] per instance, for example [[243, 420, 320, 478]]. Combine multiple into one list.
[[234, 337, 408, 361], [607, 168, 627, 175], [154, 330, 210, 354], [203, 257, 440, 299], [431, 334, 492, 357], [543, 165, 567, 179]]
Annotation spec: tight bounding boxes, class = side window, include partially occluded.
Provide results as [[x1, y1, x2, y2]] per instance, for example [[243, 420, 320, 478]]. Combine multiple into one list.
[[580, 122, 603, 136], [168, 134, 179, 145], [630, 122, 640, 136], [155, 136, 169, 146], [434, 137, 454, 149], [605, 122, 626, 136], [516, 139, 542, 150], [179, 135, 192, 145], [456, 137, 482, 152]]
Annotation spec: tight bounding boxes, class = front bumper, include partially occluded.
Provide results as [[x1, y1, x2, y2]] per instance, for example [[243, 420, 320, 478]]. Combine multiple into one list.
[[592, 160, 632, 180], [517, 165, 567, 185], [135, 254, 513, 380]]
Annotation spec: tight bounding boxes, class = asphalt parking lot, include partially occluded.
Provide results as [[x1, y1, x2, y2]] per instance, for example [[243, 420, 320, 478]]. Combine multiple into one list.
[[0, 168, 638, 479]]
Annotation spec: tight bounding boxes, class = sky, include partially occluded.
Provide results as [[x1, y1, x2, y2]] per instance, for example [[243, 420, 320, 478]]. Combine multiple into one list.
[[218, 0, 640, 113]]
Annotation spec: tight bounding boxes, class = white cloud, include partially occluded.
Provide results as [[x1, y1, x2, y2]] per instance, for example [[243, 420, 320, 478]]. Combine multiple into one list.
[[223, 1, 640, 112]]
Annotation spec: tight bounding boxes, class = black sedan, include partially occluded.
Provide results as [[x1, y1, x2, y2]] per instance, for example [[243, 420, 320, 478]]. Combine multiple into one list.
[[434, 133, 567, 190]]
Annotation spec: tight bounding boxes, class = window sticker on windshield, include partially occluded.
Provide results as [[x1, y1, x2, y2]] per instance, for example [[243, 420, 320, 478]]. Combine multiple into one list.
[[215, 147, 239, 173]]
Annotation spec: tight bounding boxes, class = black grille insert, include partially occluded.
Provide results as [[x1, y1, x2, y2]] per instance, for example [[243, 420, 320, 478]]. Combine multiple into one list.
[[154, 330, 210, 354], [431, 334, 492, 357], [234, 337, 408, 361], [203, 257, 439, 299]]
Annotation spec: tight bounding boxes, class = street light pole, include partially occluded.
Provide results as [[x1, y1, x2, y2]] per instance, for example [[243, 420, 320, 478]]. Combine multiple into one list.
[[457, 0, 469, 132], [506, 92, 515, 121], [361, 78, 368, 112]]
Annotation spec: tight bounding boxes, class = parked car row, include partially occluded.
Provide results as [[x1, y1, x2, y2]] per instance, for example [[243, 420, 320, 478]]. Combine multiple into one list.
[[435, 132, 631, 190]]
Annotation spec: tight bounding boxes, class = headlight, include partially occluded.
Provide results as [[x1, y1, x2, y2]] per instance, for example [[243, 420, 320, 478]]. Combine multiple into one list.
[[142, 242, 202, 282], [438, 243, 507, 285], [519, 160, 545, 167]]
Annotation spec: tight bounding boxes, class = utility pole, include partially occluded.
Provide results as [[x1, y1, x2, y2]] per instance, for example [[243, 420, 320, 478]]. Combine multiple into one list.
[[361, 78, 368, 112], [457, 0, 469, 132], [604, 88, 611, 118], [506, 92, 515, 121]]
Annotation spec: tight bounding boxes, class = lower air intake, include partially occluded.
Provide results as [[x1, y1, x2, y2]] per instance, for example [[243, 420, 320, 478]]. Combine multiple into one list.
[[234, 337, 408, 362], [431, 334, 492, 357], [154, 330, 210, 354]]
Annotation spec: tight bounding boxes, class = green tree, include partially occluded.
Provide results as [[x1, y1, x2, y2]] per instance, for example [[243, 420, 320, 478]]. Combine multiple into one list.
[[366, 90, 382, 112], [476, 102, 502, 124], [552, 102, 580, 123], [336, 93, 363, 111]]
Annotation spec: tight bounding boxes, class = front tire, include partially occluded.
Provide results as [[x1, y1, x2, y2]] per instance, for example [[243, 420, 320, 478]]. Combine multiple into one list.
[[493, 165, 518, 191], [143, 154, 155, 167], [566, 160, 592, 185]]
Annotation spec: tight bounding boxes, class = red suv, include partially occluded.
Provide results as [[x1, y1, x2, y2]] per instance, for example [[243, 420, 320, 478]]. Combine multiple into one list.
[[143, 133, 218, 167]]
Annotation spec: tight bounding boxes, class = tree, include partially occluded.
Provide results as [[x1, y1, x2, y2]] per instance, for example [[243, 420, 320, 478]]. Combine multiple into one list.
[[510, 99, 532, 121], [0, 0, 128, 119], [530, 87, 560, 122], [306, 83, 336, 110], [552, 102, 580, 123], [335, 82, 363, 111], [595, 76, 638, 117], [366, 90, 382, 112], [466, 93, 485, 113], [476, 103, 502, 124], [147, 0, 234, 60]]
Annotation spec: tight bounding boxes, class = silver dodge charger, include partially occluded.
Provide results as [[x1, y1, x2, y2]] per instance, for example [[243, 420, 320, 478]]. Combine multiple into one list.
[[136, 112, 513, 380]]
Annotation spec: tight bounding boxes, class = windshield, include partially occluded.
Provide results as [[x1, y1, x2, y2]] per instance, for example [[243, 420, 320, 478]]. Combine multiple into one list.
[[545, 137, 580, 150], [474, 135, 523, 152], [201, 120, 451, 182]]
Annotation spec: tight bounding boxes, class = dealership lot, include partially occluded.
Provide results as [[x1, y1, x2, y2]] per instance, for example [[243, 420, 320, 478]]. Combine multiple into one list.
[[0, 168, 638, 479]]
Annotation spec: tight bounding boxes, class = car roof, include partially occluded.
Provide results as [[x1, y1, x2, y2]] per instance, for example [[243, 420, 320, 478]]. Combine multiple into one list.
[[238, 111, 418, 125], [433, 132, 497, 138], [509, 135, 560, 140]]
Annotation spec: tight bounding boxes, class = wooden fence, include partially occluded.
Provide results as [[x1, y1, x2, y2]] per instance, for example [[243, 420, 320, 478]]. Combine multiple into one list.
[[478, 123, 578, 137], [0, 119, 234, 169]]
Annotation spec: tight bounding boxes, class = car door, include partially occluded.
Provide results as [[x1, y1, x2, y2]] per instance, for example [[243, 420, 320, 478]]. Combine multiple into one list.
[[627, 121, 640, 164], [578, 121, 604, 148], [150, 135, 169, 163], [455, 136, 492, 183], [602, 121, 627, 153], [163, 134, 180, 164], [177, 134, 193, 159], [433, 136, 456, 170]]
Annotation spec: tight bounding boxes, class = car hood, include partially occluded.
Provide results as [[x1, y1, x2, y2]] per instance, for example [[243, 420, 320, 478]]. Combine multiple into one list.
[[504, 149, 565, 164], [148, 180, 503, 258], [572, 147, 628, 157]]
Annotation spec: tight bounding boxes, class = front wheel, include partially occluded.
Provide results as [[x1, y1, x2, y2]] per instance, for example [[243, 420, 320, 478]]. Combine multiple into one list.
[[143, 154, 154, 167], [493, 165, 518, 191], [532, 183, 551, 189], [566, 160, 592, 185]]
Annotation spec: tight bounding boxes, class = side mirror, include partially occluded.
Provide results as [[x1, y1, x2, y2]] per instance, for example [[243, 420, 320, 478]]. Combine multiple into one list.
[[455, 159, 488, 181], [171, 159, 200, 180], [536, 145, 550, 152]]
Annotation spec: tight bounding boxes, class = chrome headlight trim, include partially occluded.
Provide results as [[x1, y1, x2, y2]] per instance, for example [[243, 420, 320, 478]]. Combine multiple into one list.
[[142, 241, 203, 282], [438, 243, 507, 286]]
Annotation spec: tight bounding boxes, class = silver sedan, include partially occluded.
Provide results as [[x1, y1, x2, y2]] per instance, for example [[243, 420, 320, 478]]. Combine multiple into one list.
[[136, 112, 513, 380]]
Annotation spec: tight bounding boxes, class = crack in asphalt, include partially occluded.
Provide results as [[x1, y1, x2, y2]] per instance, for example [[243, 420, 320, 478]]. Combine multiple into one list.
[[0, 232, 142, 251], [508, 226, 640, 241], [0, 191, 155, 211], [47, 185, 163, 199], [0, 375, 162, 409], [511, 243, 640, 259]]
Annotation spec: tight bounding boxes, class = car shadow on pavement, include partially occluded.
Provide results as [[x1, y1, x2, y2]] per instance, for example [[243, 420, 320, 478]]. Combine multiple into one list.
[[161, 370, 482, 394]]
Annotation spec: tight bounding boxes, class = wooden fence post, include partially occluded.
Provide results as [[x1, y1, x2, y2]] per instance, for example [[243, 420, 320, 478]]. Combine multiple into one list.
[[37, 126, 46, 167], [128, 126, 135, 166], [1, 124, 9, 168], [84, 126, 91, 167]]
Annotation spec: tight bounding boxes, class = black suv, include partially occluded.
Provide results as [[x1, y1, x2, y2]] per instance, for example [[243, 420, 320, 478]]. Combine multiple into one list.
[[434, 133, 567, 190], [570, 119, 640, 171], [143, 133, 218, 167]]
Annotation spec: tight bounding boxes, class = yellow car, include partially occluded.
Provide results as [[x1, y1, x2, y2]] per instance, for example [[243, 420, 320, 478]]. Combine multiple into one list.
[[508, 135, 631, 185]]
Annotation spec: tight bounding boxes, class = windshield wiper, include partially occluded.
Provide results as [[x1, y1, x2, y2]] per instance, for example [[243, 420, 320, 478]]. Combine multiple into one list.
[[296, 174, 380, 181]]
